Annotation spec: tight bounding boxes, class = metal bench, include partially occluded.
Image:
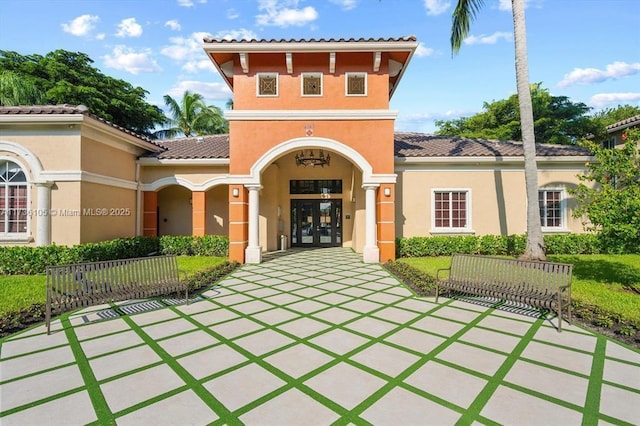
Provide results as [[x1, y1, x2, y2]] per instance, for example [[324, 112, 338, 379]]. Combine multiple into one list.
[[436, 254, 572, 331], [45, 255, 187, 334]]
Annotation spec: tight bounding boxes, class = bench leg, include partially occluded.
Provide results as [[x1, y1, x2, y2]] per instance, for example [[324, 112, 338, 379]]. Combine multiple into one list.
[[557, 292, 563, 333], [46, 301, 51, 335]]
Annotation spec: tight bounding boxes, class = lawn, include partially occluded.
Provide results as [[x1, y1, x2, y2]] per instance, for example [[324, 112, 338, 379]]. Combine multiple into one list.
[[0, 256, 226, 317], [398, 254, 640, 327]]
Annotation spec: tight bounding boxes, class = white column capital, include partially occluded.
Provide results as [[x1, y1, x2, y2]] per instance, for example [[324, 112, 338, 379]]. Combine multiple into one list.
[[244, 184, 263, 191], [34, 180, 54, 188], [361, 184, 380, 191]]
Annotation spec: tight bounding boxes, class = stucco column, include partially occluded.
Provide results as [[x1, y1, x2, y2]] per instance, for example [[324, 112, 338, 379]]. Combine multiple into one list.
[[143, 191, 158, 236], [192, 191, 206, 236], [245, 184, 262, 263], [363, 184, 380, 263], [35, 182, 53, 246]]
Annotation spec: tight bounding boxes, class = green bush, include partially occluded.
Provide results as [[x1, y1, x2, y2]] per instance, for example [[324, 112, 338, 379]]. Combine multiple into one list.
[[384, 260, 437, 295], [396, 234, 605, 258], [0, 235, 228, 275]]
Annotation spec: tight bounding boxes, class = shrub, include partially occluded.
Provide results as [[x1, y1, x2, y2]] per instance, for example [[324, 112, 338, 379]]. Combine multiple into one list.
[[0, 235, 228, 275], [396, 234, 605, 258], [384, 260, 436, 296]]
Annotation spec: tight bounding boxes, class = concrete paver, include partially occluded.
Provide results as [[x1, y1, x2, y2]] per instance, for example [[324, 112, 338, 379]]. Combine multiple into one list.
[[1, 247, 639, 425]]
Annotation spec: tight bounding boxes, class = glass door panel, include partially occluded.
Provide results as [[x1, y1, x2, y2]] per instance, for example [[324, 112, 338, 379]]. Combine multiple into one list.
[[300, 201, 314, 244], [319, 201, 332, 244]]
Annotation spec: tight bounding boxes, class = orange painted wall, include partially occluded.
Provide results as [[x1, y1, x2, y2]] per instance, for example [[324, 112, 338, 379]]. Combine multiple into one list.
[[378, 183, 395, 262], [233, 52, 390, 110], [143, 191, 158, 237], [228, 184, 248, 263], [229, 119, 395, 175], [192, 191, 206, 236]]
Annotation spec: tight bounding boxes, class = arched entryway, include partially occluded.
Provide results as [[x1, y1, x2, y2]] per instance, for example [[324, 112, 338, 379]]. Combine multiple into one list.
[[228, 137, 396, 264]]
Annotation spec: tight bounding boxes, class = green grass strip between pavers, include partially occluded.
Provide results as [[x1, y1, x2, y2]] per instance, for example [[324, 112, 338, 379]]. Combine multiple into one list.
[[457, 315, 544, 425], [61, 315, 115, 426]]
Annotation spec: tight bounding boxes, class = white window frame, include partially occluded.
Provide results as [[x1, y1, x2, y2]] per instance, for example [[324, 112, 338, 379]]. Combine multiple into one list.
[[256, 72, 279, 97], [345, 72, 368, 96], [430, 188, 473, 234], [301, 72, 323, 97], [603, 137, 616, 149], [538, 187, 567, 232], [0, 158, 31, 241]]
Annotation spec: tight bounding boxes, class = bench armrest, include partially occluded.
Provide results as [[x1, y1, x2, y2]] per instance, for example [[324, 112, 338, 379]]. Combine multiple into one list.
[[436, 267, 451, 281]]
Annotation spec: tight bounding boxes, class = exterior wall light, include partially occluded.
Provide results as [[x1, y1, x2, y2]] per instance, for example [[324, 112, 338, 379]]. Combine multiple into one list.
[[384, 187, 391, 197], [232, 188, 239, 198]]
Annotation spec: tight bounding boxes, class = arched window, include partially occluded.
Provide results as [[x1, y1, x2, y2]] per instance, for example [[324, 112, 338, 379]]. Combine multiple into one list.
[[0, 160, 29, 235]]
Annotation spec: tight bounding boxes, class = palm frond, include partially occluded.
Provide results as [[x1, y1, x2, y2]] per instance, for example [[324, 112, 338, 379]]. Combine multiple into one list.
[[451, 0, 486, 54]]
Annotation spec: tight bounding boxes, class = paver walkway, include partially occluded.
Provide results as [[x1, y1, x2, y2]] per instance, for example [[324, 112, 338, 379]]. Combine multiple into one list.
[[1, 248, 639, 425]]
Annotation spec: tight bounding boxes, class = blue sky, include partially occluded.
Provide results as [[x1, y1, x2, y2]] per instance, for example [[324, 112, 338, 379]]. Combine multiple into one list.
[[1, 0, 639, 133]]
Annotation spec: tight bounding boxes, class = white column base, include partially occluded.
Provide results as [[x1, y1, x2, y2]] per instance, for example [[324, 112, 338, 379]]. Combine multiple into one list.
[[245, 246, 262, 264], [363, 245, 380, 263]]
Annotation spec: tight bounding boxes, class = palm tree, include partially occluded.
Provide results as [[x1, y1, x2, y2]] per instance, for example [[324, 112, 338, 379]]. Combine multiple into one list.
[[0, 71, 46, 106], [155, 90, 228, 139], [451, 0, 546, 260]]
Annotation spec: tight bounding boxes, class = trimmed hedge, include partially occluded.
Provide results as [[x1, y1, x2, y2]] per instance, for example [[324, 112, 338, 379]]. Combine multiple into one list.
[[0, 235, 229, 275], [396, 233, 605, 258], [384, 261, 437, 296]]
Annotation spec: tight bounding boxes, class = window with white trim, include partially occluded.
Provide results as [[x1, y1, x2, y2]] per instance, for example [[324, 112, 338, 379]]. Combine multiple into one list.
[[301, 72, 322, 96], [432, 190, 470, 231], [603, 137, 616, 149], [345, 72, 367, 96], [0, 160, 29, 236], [257, 73, 278, 97], [538, 189, 564, 229]]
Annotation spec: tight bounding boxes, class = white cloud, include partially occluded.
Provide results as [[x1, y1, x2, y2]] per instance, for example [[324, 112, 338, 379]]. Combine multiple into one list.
[[464, 31, 512, 45], [589, 92, 640, 108], [183, 60, 217, 73], [330, 0, 357, 10], [167, 80, 232, 101], [96, 33, 106, 40], [414, 42, 435, 57], [256, 0, 318, 27], [558, 61, 640, 88], [178, 0, 206, 7], [102, 46, 161, 74], [212, 29, 257, 41], [423, 0, 450, 16], [61, 14, 99, 37], [116, 18, 143, 38], [165, 20, 181, 31], [162, 30, 257, 73]]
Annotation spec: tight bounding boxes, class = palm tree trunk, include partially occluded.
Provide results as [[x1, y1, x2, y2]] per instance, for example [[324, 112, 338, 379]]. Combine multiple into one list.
[[512, 0, 546, 260]]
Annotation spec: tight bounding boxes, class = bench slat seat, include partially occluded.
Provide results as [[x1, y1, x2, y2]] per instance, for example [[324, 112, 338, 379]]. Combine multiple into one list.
[[46, 255, 187, 334], [436, 254, 572, 331]]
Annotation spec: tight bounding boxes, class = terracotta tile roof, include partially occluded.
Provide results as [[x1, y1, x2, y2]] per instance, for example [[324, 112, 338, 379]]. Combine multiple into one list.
[[202, 36, 417, 44], [606, 114, 640, 132], [150, 135, 230, 159], [394, 133, 590, 158], [0, 104, 159, 147]]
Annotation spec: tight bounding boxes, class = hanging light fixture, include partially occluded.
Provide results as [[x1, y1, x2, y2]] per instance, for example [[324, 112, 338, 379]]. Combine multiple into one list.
[[295, 149, 331, 167]]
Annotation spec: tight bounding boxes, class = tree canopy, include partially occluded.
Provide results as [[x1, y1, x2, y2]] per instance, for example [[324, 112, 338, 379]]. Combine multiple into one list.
[[155, 91, 228, 138], [571, 129, 640, 253], [435, 83, 601, 145], [0, 49, 166, 137]]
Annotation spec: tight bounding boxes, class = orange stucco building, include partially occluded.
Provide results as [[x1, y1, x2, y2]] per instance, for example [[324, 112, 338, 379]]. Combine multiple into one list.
[[0, 36, 597, 263]]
